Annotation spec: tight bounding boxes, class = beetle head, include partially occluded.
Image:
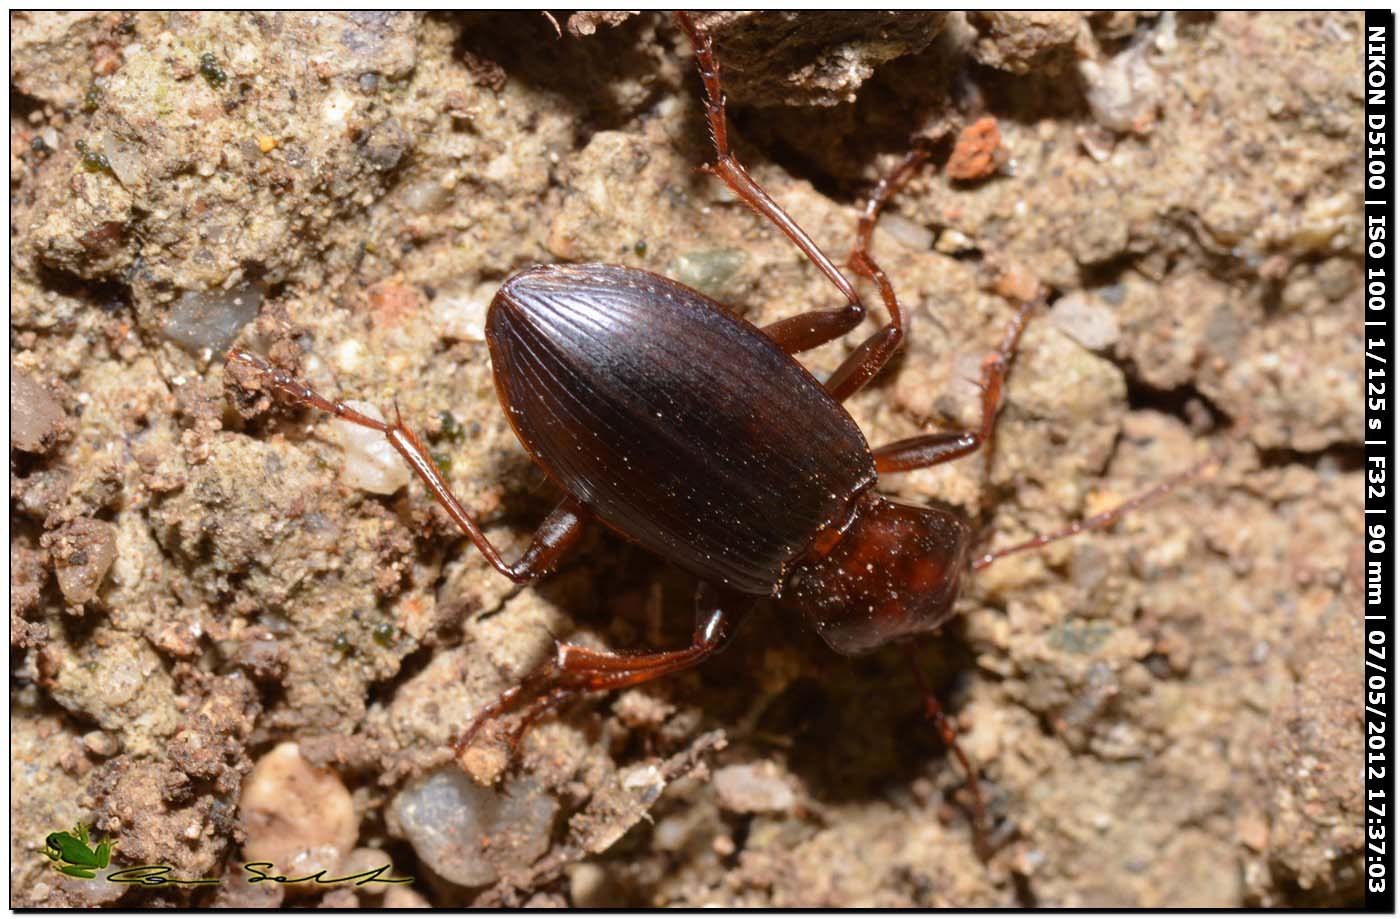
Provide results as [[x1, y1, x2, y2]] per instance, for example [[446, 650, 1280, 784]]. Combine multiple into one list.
[[781, 493, 972, 656]]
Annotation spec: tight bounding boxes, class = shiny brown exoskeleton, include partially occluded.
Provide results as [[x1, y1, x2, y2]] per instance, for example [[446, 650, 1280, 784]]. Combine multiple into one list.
[[226, 14, 1198, 855]]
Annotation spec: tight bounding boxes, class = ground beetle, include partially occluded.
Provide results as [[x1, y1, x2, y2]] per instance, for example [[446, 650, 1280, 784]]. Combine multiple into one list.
[[227, 13, 1198, 853]]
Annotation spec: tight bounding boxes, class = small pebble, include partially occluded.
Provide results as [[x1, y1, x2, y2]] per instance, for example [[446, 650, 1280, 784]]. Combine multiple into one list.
[[934, 228, 977, 255], [49, 517, 118, 605], [946, 116, 1008, 181], [877, 212, 934, 251], [1069, 542, 1111, 591], [1097, 283, 1126, 305], [383, 887, 431, 908], [668, 248, 747, 298], [620, 763, 665, 806], [458, 739, 508, 786], [567, 862, 612, 908], [391, 768, 557, 887], [993, 263, 1044, 303], [712, 761, 796, 814], [402, 178, 452, 215], [332, 401, 412, 495], [1079, 44, 1160, 133], [430, 281, 492, 341], [1050, 292, 1120, 352], [82, 730, 120, 757], [1017, 848, 1047, 875], [208, 860, 286, 908], [1076, 124, 1117, 162], [651, 813, 697, 853], [99, 132, 143, 186], [320, 887, 359, 908], [54, 870, 127, 907], [11, 367, 68, 453], [365, 280, 421, 327], [161, 282, 264, 355], [240, 742, 359, 879], [1236, 811, 1270, 852]]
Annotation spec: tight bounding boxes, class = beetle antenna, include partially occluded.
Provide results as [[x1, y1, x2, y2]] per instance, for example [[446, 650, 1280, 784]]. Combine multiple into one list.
[[901, 644, 991, 861], [971, 453, 1217, 572]]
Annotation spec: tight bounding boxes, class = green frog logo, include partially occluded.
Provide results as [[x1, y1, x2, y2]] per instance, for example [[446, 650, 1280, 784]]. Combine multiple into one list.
[[41, 823, 114, 879]]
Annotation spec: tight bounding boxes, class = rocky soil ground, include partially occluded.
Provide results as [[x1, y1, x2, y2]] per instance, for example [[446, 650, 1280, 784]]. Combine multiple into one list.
[[11, 11, 1364, 907]]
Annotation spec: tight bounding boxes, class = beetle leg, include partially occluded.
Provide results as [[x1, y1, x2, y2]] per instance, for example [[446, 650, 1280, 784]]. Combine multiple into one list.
[[674, 13, 873, 356], [224, 348, 590, 583], [826, 143, 974, 401], [901, 644, 995, 861], [871, 291, 1043, 473], [454, 582, 750, 757], [820, 146, 943, 399], [762, 303, 867, 356], [503, 497, 591, 581], [675, 13, 943, 396]]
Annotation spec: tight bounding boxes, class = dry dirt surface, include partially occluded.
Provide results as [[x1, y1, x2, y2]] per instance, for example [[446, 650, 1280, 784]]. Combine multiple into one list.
[[10, 11, 1363, 908]]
